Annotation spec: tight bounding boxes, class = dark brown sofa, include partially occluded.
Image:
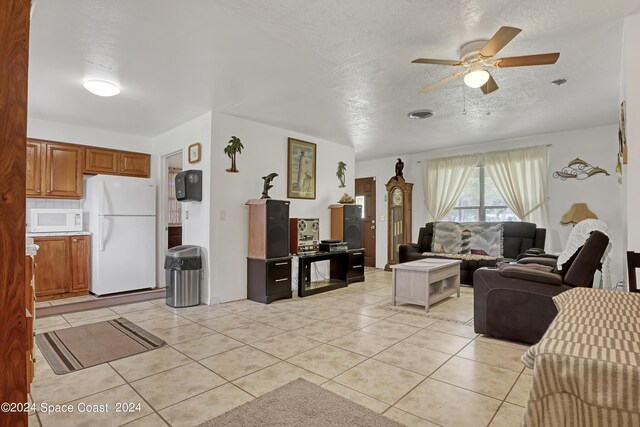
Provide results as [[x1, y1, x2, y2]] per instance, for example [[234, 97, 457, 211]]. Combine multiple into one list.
[[399, 221, 546, 286], [473, 230, 610, 344]]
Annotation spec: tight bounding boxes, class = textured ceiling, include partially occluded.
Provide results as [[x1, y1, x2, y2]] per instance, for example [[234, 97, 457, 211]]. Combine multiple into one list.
[[28, 0, 639, 160]]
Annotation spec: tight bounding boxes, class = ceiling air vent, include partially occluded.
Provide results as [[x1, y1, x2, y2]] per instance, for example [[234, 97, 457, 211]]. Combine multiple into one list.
[[407, 110, 434, 119]]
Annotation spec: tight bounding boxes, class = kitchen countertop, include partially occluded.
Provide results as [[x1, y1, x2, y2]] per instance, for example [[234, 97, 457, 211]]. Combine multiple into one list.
[[27, 231, 91, 237], [26, 237, 39, 257]]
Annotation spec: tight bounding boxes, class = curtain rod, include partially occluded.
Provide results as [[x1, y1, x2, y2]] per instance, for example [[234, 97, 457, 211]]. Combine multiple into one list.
[[416, 144, 552, 163]]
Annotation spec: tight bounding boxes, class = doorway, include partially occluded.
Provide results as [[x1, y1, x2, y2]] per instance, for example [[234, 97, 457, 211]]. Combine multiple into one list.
[[166, 152, 183, 249], [355, 177, 376, 267]]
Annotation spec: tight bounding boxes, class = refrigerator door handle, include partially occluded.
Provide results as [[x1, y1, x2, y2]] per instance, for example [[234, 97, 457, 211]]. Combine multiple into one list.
[[99, 216, 105, 251]]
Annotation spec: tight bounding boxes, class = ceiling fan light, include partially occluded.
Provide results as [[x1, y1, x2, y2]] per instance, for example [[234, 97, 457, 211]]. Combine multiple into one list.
[[83, 80, 120, 97], [464, 69, 490, 88]]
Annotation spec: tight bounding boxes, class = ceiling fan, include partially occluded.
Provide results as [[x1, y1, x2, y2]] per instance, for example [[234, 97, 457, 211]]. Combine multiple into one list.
[[412, 26, 559, 95]]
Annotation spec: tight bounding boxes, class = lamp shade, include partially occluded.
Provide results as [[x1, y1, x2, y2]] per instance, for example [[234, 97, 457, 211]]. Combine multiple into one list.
[[561, 203, 598, 225]]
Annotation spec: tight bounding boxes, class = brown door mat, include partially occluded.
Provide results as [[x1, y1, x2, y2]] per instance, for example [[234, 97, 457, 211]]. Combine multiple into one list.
[[36, 317, 165, 374], [36, 288, 166, 318]]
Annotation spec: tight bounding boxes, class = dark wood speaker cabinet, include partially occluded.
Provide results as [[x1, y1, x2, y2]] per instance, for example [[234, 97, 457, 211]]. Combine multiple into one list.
[[246, 199, 291, 303], [247, 257, 293, 303], [329, 204, 363, 249]]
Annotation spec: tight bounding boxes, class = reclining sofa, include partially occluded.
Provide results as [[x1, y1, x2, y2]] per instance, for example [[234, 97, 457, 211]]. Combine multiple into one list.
[[399, 221, 546, 286]]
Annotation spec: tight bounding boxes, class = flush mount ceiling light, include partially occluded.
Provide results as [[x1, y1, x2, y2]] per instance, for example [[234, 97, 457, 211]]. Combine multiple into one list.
[[463, 68, 490, 88], [407, 110, 434, 119], [83, 80, 120, 97]]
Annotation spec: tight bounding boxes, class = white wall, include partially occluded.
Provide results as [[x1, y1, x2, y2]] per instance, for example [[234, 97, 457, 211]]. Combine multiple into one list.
[[356, 125, 624, 286], [152, 112, 212, 303], [28, 118, 152, 152], [210, 112, 355, 303], [623, 14, 640, 253]]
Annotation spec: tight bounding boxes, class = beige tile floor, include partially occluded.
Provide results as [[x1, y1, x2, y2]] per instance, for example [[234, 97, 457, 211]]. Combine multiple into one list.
[[29, 269, 531, 427]]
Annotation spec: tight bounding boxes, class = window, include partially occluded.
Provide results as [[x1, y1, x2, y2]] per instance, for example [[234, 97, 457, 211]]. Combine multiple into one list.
[[445, 167, 519, 222]]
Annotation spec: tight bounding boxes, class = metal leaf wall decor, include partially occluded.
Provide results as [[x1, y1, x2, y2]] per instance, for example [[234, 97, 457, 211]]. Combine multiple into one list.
[[553, 158, 610, 180]]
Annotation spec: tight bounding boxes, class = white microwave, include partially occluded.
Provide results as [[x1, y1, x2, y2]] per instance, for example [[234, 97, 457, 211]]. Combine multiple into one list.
[[29, 209, 83, 233]]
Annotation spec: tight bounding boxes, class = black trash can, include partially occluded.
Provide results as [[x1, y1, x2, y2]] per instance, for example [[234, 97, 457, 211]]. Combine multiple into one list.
[[164, 245, 202, 308]]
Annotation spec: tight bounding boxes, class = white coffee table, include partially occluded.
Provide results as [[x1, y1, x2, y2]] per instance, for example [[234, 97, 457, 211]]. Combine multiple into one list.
[[391, 258, 462, 312]]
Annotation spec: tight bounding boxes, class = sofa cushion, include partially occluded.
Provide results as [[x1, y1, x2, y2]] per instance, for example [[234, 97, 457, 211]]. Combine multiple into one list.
[[502, 222, 538, 259]]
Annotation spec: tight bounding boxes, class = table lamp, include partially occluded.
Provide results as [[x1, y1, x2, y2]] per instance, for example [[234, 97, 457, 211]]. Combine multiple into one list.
[[561, 203, 598, 225]]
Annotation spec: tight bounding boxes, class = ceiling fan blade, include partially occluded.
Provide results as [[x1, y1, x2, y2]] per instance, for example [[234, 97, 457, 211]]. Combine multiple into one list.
[[479, 26, 522, 58], [480, 73, 499, 94], [418, 70, 466, 93], [412, 58, 463, 66], [491, 52, 560, 68]]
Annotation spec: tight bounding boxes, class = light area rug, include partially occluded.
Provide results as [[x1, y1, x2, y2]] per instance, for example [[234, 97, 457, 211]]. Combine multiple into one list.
[[35, 317, 165, 374], [198, 378, 403, 427]]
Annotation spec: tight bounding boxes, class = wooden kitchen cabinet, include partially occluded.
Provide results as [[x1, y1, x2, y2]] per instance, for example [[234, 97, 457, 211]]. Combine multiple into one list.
[[44, 141, 84, 197], [119, 151, 150, 177], [70, 235, 90, 292], [84, 146, 119, 174], [27, 139, 84, 198], [33, 235, 91, 300], [27, 139, 151, 198], [26, 140, 42, 196]]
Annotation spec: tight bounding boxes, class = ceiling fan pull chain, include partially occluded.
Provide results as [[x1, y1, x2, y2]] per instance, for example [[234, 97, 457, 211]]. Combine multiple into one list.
[[486, 97, 491, 116]]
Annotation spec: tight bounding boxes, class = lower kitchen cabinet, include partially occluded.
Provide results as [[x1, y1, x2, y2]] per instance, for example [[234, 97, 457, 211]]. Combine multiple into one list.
[[33, 235, 91, 301]]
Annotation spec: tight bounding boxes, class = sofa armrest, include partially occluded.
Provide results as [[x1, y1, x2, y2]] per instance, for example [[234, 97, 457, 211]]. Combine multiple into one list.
[[516, 248, 545, 260], [517, 257, 557, 267], [399, 243, 422, 263], [499, 266, 563, 286]]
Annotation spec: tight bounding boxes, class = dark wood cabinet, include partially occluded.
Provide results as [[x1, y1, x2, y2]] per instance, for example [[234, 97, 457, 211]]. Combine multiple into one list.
[[247, 257, 292, 304], [347, 249, 365, 284], [33, 235, 91, 300], [168, 225, 183, 249], [84, 146, 119, 174], [119, 151, 150, 177]]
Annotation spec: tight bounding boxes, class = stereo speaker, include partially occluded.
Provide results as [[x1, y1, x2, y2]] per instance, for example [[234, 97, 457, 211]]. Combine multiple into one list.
[[247, 199, 290, 259], [175, 170, 202, 202], [330, 204, 363, 249]]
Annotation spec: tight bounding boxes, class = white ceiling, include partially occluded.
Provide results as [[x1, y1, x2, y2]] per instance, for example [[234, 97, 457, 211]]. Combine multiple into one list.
[[28, 0, 639, 160]]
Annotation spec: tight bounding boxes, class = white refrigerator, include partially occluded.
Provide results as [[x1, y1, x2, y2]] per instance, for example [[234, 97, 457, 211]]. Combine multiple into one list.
[[84, 175, 156, 296]]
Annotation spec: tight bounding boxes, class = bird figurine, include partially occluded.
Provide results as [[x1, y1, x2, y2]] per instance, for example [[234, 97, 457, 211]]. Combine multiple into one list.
[[261, 172, 278, 199]]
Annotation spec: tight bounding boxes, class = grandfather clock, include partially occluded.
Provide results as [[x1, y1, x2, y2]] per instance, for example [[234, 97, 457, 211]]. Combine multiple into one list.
[[385, 176, 413, 270]]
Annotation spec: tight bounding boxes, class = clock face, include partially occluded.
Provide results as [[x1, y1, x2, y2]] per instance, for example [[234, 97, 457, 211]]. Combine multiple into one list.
[[392, 188, 403, 206]]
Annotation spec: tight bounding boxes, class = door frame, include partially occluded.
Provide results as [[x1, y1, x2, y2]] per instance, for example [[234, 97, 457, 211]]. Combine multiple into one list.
[[158, 149, 184, 287]]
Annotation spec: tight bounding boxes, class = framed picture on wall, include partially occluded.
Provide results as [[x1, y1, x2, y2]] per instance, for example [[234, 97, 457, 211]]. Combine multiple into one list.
[[287, 138, 316, 199]]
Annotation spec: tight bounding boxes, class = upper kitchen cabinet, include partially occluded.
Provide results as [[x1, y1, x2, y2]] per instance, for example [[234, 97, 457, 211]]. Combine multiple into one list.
[[84, 146, 119, 175], [27, 139, 83, 198], [85, 148, 150, 177], [44, 142, 84, 198], [119, 151, 150, 177], [26, 140, 42, 196]]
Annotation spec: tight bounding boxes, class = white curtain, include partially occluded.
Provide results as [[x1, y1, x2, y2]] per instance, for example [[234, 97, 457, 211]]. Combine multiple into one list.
[[484, 145, 549, 227], [168, 167, 182, 225], [422, 154, 480, 221]]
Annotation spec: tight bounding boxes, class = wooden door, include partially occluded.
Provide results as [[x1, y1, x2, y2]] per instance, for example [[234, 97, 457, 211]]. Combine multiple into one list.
[[33, 237, 70, 297], [43, 142, 83, 197], [26, 139, 42, 196], [355, 177, 376, 267], [119, 151, 150, 177], [84, 146, 118, 174], [70, 236, 90, 292]]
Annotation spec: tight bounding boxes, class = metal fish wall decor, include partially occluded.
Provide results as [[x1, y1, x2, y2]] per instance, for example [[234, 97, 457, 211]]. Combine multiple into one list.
[[553, 158, 610, 180]]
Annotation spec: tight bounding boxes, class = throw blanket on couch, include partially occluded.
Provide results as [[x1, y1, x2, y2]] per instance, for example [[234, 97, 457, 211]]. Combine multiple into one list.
[[432, 222, 504, 257]]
